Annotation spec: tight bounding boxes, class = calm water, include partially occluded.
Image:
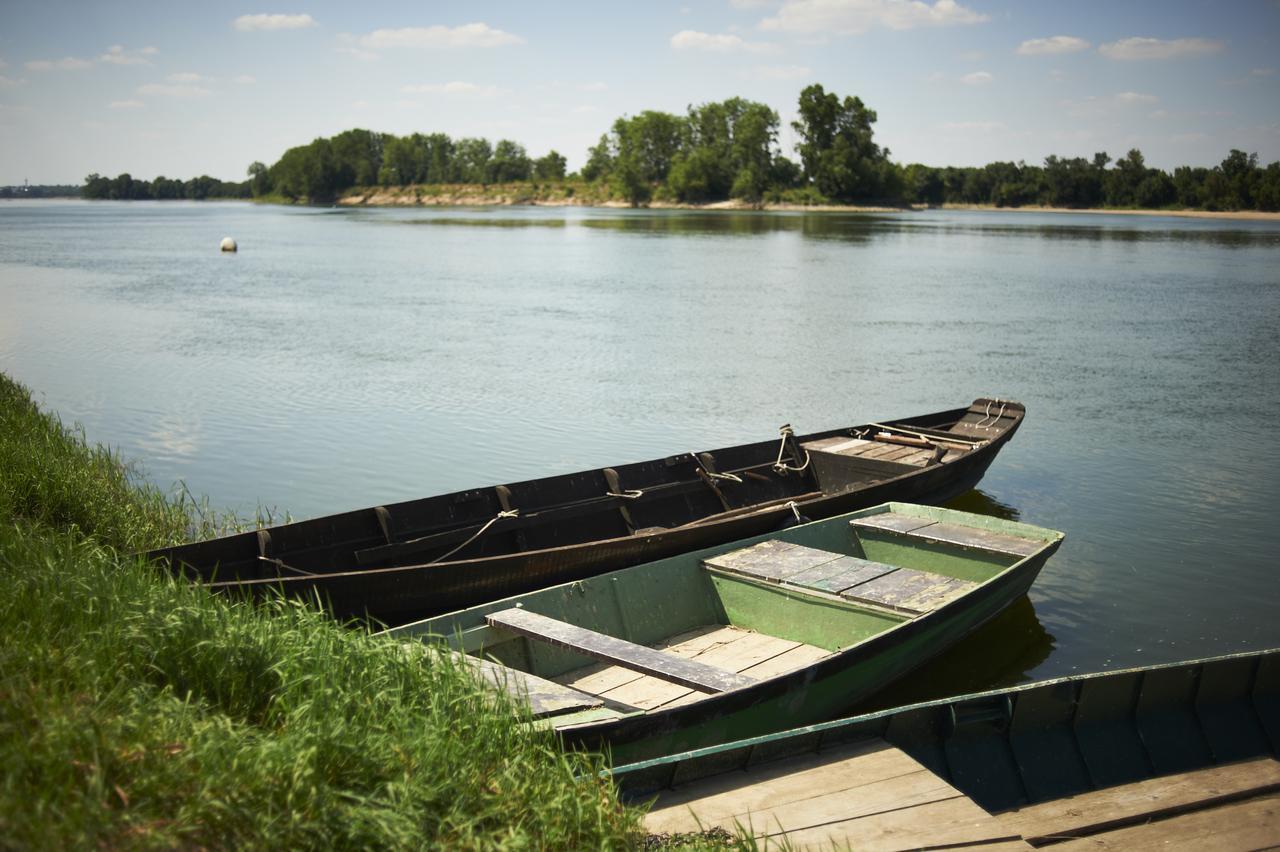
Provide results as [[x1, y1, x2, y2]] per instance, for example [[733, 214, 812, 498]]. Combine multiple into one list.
[[2, 199, 1278, 701]]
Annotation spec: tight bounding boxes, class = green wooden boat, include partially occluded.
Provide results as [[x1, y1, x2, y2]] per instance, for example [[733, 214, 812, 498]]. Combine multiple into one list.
[[609, 647, 1280, 818], [385, 501, 1064, 764]]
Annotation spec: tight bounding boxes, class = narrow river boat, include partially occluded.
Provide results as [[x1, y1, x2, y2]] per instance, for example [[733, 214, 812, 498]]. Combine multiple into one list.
[[149, 397, 1025, 624], [610, 647, 1280, 848], [387, 501, 1063, 764]]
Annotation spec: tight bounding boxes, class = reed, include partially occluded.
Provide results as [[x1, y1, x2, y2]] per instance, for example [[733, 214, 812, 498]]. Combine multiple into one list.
[[0, 373, 644, 849]]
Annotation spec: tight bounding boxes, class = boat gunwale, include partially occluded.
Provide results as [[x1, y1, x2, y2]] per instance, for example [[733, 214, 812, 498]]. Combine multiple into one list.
[[197, 403, 1026, 592]]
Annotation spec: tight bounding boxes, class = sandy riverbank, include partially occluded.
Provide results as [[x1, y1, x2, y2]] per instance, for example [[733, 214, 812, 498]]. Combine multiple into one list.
[[335, 186, 1275, 220]]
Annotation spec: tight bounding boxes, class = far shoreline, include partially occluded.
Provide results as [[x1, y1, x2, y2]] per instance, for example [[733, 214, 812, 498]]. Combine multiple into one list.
[[334, 189, 1279, 222]]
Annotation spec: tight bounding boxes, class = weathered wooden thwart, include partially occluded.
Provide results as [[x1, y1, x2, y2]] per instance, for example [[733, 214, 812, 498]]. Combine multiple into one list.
[[387, 501, 1063, 764], [611, 648, 1280, 850], [146, 398, 1026, 625]]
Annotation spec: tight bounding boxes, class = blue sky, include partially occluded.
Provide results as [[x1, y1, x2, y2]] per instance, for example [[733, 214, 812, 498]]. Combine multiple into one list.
[[1, 0, 1277, 183]]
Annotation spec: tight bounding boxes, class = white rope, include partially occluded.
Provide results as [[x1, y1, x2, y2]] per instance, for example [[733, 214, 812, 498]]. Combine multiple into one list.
[[691, 453, 743, 483], [786, 501, 803, 524], [975, 399, 1009, 429], [426, 509, 519, 565], [772, 425, 811, 474], [606, 489, 644, 500]]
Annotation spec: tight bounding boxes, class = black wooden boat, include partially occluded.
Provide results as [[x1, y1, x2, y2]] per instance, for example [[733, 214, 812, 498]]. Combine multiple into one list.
[[147, 397, 1025, 625]]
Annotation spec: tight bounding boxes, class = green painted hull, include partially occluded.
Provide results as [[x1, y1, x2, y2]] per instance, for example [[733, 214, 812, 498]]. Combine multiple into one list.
[[387, 501, 1064, 763]]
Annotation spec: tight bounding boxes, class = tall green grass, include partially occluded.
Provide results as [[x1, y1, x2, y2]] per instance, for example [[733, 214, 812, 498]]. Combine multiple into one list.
[[0, 373, 643, 848]]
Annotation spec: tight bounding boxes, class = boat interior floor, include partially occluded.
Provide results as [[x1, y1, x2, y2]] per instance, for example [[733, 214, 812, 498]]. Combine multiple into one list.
[[551, 624, 832, 714]]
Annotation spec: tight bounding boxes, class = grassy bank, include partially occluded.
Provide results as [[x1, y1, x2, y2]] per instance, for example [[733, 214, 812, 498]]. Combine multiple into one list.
[[0, 373, 644, 848]]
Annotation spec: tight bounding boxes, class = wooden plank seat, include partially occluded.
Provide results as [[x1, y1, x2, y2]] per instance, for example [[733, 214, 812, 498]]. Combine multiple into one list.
[[485, 608, 757, 694], [802, 435, 942, 468], [704, 541, 975, 615], [463, 654, 604, 719], [851, 512, 1043, 558]]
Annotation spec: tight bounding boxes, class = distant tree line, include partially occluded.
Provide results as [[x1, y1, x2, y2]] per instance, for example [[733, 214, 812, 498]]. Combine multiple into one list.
[[900, 148, 1280, 212], [0, 184, 81, 199], [79, 83, 1280, 211], [244, 128, 568, 202], [82, 173, 249, 200]]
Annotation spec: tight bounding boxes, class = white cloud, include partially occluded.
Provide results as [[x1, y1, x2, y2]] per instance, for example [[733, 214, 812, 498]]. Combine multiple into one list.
[[670, 30, 774, 53], [1016, 35, 1088, 56], [572, 104, 595, 114], [760, 0, 988, 35], [0, 58, 7, 69], [233, 74, 256, 84], [167, 72, 207, 83], [400, 81, 502, 96], [0, 75, 27, 88], [108, 99, 145, 109], [360, 23, 524, 49], [1251, 67, 1276, 77], [337, 46, 380, 61], [234, 13, 317, 32], [578, 81, 608, 92], [750, 64, 812, 80], [960, 70, 992, 84], [1099, 37, 1224, 61], [731, 0, 772, 6], [137, 83, 211, 97], [25, 57, 93, 71], [1114, 91, 1158, 104], [940, 120, 1004, 131], [100, 45, 157, 65]]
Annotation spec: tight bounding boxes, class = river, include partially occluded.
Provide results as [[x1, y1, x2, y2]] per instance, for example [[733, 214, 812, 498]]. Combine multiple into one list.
[[2, 199, 1277, 701]]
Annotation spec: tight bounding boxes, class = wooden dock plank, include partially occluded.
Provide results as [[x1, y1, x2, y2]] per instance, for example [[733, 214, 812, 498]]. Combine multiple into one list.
[[487, 608, 757, 693], [644, 739, 1030, 851], [996, 757, 1280, 844], [1049, 794, 1280, 852], [644, 739, 928, 830], [779, 794, 1029, 851]]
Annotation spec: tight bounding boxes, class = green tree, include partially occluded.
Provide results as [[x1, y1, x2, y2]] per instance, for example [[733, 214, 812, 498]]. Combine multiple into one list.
[[247, 161, 270, 197], [533, 150, 567, 180], [488, 140, 532, 182], [791, 84, 889, 201]]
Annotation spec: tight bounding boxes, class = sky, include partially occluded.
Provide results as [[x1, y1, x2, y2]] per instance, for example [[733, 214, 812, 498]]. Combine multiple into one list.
[[1, 0, 1278, 184]]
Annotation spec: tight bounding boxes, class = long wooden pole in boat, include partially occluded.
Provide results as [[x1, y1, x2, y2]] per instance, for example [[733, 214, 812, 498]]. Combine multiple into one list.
[[866, 422, 986, 450]]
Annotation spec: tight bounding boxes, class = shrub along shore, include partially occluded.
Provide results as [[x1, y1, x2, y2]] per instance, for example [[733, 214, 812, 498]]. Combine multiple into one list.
[[0, 372, 649, 849]]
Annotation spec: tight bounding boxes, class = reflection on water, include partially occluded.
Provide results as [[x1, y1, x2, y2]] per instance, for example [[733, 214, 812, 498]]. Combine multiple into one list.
[[382, 207, 1280, 248], [849, 595, 1056, 714], [1, 201, 1278, 687], [943, 487, 1021, 522]]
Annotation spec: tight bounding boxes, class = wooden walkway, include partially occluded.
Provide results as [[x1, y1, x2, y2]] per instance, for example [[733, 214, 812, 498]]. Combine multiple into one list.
[[642, 739, 1280, 850]]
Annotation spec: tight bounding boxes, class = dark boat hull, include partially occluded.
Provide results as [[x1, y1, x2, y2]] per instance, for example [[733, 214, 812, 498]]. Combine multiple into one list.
[[149, 399, 1025, 625]]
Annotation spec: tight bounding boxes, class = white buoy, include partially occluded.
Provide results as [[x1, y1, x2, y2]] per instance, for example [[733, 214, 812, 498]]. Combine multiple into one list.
[[220, 237, 237, 252]]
